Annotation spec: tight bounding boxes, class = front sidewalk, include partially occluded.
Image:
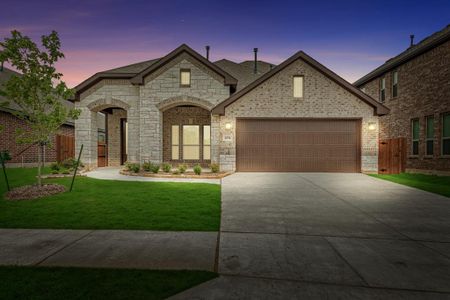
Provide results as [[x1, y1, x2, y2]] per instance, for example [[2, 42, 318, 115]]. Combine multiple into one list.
[[0, 229, 218, 271]]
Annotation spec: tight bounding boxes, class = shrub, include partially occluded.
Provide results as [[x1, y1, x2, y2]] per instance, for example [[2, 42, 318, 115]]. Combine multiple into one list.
[[142, 161, 153, 172], [150, 164, 160, 174], [125, 162, 140, 173], [61, 158, 84, 169], [193, 164, 202, 175], [178, 164, 187, 174], [162, 163, 172, 173], [210, 163, 220, 173], [50, 162, 60, 171], [61, 168, 71, 175], [51, 169, 59, 174], [172, 170, 180, 175]]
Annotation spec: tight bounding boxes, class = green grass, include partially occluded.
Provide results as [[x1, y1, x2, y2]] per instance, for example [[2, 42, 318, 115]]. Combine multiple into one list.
[[0, 266, 216, 300], [0, 167, 221, 231], [369, 173, 450, 198]]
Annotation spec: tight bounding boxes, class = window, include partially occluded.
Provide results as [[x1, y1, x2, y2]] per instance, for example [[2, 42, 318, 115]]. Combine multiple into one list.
[[426, 116, 434, 155], [293, 76, 304, 98], [380, 77, 386, 102], [180, 69, 191, 87], [411, 119, 419, 155], [183, 125, 200, 159], [203, 125, 211, 160], [171, 125, 180, 160], [392, 71, 398, 98], [443, 113, 450, 155]]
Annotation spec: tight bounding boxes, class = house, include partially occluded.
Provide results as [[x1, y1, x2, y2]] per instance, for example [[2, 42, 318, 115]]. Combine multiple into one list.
[[72, 44, 388, 172], [355, 24, 450, 175], [0, 66, 106, 167]]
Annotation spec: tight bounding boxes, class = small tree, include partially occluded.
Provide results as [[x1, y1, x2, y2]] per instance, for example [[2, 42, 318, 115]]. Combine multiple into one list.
[[0, 30, 80, 186]]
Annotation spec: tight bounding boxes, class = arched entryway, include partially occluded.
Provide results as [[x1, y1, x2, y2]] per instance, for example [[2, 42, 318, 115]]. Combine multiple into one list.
[[162, 105, 211, 166], [86, 98, 129, 167]]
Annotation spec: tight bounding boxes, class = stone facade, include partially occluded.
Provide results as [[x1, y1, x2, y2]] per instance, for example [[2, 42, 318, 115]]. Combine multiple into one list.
[[359, 40, 450, 173], [75, 53, 230, 168], [216, 58, 379, 172]]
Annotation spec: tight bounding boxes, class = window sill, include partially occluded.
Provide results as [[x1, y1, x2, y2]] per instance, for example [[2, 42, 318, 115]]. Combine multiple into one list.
[[439, 156, 450, 159], [408, 156, 419, 159], [423, 155, 434, 159]]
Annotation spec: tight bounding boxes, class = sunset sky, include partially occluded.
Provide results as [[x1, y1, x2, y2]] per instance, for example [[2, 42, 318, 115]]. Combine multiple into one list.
[[2, 0, 449, 87]]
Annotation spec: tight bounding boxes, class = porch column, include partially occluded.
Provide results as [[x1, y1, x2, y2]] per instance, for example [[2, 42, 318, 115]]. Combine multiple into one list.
[[211, 114, 221, 165], [75, 105, 97, 169]]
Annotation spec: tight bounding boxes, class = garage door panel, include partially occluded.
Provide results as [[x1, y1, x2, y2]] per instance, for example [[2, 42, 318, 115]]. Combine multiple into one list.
[[236, 119, 361, 172]]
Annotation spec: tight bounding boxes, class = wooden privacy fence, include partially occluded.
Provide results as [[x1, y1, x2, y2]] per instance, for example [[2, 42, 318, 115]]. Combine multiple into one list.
[[56, 135, 75, 162], [378, 137, 406, 174]]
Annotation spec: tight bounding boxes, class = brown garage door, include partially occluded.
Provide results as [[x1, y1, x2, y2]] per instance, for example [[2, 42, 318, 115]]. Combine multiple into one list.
[[236, 119, 361, 172]]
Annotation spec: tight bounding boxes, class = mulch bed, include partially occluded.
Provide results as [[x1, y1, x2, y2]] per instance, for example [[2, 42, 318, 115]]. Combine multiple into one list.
[[5, 184, 66, 201], [120, 170, 232, 179]]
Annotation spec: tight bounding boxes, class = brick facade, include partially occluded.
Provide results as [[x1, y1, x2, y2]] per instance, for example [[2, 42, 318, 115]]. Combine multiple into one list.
[[359, 40, 450, 173], [162, 106, 211, 166], [217, 58, 379, 172], [0, 110, 74, 166]]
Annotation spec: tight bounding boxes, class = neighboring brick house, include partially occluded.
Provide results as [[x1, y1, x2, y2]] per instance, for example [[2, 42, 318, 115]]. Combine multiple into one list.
[[0, 67, 105, 167], [73, 44, 388, 172], [355, 24, 450, 174]]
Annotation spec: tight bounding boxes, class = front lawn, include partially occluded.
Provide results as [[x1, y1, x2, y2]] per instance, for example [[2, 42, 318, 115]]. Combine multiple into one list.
[[369, 173, 450, 198], [0, 266, 216, 300], [0, 168, 221, 231]]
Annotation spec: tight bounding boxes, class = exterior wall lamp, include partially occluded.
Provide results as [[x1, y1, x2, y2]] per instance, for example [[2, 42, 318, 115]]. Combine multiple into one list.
[[368, 122, 377, 131], [225, 122, 232, 130]]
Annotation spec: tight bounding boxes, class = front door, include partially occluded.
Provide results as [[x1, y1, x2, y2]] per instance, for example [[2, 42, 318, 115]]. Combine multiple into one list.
[[120, 118, 127, 165]]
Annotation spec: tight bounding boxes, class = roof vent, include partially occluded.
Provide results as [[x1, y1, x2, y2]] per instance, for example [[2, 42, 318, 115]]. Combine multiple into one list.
[[410, 34, 415, 47], [253, 48, 258, 74], [205, 45, 210, 61]]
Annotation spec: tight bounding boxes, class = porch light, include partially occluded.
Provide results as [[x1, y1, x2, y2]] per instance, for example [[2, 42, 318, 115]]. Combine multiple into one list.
[[368, 122, 376, 130], [225, 122, 232, 130]]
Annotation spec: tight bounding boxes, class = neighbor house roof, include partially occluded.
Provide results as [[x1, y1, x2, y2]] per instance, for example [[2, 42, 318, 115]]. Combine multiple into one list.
[[72, 44, 275, 101], [0, 67, 75, 125], [354, 24, 450, 87], [212, 51, 390, 116], [214, 59, 275, 91]]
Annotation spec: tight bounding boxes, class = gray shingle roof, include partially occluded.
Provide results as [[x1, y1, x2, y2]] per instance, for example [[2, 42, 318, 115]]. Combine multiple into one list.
[[354, 24, 450, 86], [102, 58, 161, 74], [214, 59, 275, 91], [0, 67, 75, 125]]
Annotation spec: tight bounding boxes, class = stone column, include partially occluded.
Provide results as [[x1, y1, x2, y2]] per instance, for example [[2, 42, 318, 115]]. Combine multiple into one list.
[[210, 114, 221, 165], [75, 105, 97, 169]]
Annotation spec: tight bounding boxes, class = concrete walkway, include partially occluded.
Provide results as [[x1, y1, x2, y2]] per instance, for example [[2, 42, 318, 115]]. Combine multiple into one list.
[[0, 229, 218, 271], [171, 173, 450, 299], [86, 167, 221, 184]]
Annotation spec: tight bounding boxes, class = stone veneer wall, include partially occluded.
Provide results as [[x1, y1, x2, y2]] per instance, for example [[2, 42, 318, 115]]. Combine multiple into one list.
[[75, 53, 230, 168], [217, 58, 379, 172], [138, 53, 230, 164], [359, 40, 450, 173]]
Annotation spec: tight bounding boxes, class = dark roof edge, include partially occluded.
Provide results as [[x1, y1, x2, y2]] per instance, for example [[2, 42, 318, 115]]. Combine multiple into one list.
[[0, 106, 74, 126], [212, 51, 389, 116], [70, 73, 136, 101], [130, 44, 238, 86], [354, 29, 450, 86]]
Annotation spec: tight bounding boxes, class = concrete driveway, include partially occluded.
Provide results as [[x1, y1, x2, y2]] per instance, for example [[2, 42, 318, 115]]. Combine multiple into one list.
[[172, 173, 450, 299]]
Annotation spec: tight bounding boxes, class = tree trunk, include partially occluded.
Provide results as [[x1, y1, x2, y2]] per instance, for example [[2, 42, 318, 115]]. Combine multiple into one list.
[[37, 143, 42, 186]]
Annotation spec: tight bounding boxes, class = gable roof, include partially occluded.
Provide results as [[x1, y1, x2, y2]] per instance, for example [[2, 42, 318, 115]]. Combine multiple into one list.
[[0, 67, 75, 125], [354, 24, 450, 87], [214, 59, 274, 91], [212, 51, 389, 116], [130, 44, 237, 86], [71, 44, 239, 101]]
